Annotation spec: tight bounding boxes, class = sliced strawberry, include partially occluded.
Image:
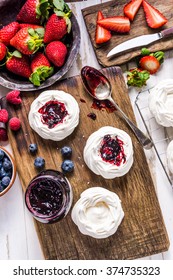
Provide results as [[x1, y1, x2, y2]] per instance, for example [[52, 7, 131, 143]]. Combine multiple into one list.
[[139, 55, 160, 74], [97, 16, 130, 33], [124, 0, 143, 21], [95, 11, 111, 44], [142, 0, 167, 28]]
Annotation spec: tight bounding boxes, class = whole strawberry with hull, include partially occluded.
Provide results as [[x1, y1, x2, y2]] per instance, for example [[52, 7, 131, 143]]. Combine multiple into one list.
[[10, 27, 44, 55], [6, 51, 32, 78], [29, 52, 54, 86], [44, 0, 72, 44], [0, 22, 20, 46], [17, 0, 51, 24]]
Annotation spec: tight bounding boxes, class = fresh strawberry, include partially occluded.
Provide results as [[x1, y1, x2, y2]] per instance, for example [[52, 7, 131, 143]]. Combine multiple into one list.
[[17, 0, 50, 24], [0, 128, 8, 141], [0, 42, 7, 61], [45, 41, 67, 67], [124, 0, 143, 21], [142, 0, 167, 28], [6, 90, 22, 105], [29, 52, 54, 86], [6, 51, 32, 78], [139, 55, 160, 74], [44, 14, 67, 43], [97, 16, 130, 33], [10, 27, 44, 55], [95, 11, 111, 44], [9, 117, 21, 131], [0, 22, 19, 46], [0, 109, 9, 123]]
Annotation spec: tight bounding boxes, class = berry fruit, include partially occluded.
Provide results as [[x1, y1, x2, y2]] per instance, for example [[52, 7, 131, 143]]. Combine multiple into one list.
[[61, 159, 74, 173], [6, 90, 22, 105], [0, 128, 8, 141], [0, 109, 9, 123], [29, 143, 38, 154], [9, 117, 21, 131], [1, 176, 11, 187], [34, 157, 45, 169], [61, 146, 72, 158], [0, 150, 5, 160]]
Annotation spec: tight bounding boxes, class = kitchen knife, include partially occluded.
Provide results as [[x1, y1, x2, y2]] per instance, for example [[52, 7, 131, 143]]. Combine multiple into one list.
[[107, 27, 173, 58]]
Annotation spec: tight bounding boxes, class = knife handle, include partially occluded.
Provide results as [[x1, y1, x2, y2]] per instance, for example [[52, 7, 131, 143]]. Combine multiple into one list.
[[161, 27, 173, 38]]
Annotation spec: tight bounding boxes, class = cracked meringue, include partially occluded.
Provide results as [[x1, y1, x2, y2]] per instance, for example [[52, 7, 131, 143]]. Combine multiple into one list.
[[83, 126, 133, 179], [71, 187, 124, 239], [148, 79, 173, 127], [28, 90, 80, 141]]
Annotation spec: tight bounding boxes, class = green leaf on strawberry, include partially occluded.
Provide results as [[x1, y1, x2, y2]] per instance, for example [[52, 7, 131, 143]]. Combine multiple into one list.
[[30, 66, 54, 86], [127, 68, 150, 87], [53, 0, 65, 11], [12, 50, 22, 58]]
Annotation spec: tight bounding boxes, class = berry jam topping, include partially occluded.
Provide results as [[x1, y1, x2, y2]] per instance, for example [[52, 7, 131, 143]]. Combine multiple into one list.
[[38, 100, 68, 129], [100, 134, 126, 166], [87, 112, 96, 120], [29, 179, 63, 216], [92, 99, 116, 113], [81, 66, 108, 97]]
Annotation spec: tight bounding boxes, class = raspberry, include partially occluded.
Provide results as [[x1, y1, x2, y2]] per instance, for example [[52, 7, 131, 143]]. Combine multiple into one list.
[[6, 90, 22, 105], [0, 109, 9, 123], [0, 128, 8, 141], [9, 117, 21, 131]]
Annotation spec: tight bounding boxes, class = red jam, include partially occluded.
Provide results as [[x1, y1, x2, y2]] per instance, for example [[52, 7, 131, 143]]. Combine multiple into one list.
[[92, 98, 116, 113], [38, 100, 68, 129], [100, 134, 126, 166], [87, 112, 96, 120]]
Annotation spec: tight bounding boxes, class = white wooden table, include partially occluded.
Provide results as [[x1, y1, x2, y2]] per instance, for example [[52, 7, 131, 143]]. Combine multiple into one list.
[[0, 0, 173, 260]]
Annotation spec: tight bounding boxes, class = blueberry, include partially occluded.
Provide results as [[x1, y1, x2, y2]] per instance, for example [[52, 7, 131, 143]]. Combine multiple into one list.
[[29, 143, 38, 154], [0, 184, 4, 193], [34, 157, 45, 169], [0, 167, 6, 178], [61, 146, 72, 158], [3, 159, 12, 171], [61, 160, 74, 173], [0, 150, 5, 160], [0, 161, 2, 169], [1, 176, 11, 187]]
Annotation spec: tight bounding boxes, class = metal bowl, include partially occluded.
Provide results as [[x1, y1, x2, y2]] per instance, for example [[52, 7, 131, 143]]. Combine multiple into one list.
[[0, 0, 80, 91]]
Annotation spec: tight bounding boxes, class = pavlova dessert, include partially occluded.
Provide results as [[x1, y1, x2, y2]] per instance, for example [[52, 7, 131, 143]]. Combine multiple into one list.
[[71, 187, 124, 239], [83, 126, 134, 179], [28, 90, 80, 141]]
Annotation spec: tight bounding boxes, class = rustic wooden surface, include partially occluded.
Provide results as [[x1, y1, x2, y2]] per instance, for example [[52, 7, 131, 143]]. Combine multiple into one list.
[[1, 66, 169, 259], [82, 0, 173, 67]]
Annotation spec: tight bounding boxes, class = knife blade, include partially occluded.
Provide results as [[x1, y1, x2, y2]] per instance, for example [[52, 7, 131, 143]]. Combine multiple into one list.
[[107, 27, 173, 58]]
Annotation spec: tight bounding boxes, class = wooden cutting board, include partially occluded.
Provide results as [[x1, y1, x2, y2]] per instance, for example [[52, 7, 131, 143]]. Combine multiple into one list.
[[1, 66, 169, 259], [82, 0, 173, 67]]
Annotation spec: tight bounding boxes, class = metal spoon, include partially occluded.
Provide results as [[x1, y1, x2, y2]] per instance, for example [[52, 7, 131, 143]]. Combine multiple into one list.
[[81, 66, 153, 150]]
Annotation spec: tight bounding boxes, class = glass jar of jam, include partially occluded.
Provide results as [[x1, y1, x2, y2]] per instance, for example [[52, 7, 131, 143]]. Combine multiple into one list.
[[25, 169, 73, 223]]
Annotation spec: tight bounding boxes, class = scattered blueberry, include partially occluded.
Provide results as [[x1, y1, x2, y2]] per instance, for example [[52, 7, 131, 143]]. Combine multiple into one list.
[[3, 159, 12, 171], [61, 146, 72, 158], [61, 160, 74, 173], [0, 150, 5, 160], [1, 176, 11, 187], [34, 157, 45, 169], [29, 143, 38, 154]]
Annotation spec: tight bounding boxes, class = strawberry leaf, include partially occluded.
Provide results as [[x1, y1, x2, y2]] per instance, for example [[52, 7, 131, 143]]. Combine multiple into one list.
[[12, 50, 22, 58], [65, 17, 72, 33], [29, 66, 54, 86], [28, 28, 36, 37], [54, 10, 65, 17], [53, 0, 64, 11], [35, 28, 45, 38], [127, 68, 150, 87]]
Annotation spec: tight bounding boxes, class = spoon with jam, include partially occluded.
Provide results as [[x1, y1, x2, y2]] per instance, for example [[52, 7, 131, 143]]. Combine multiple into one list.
[[81, 66, 153, 150]]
